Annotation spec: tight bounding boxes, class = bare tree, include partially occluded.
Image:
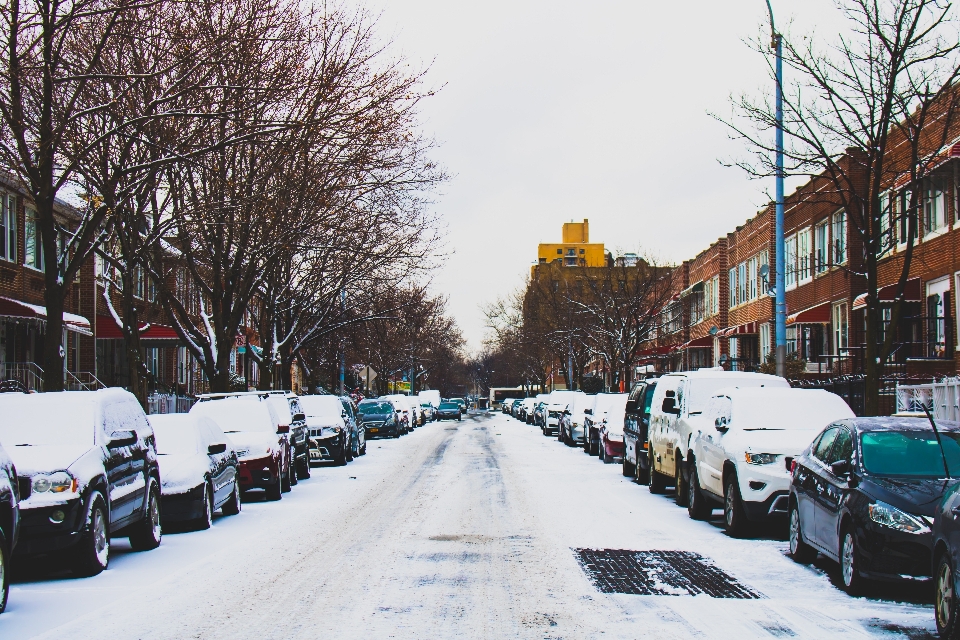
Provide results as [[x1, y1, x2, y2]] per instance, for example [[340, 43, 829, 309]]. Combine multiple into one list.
[[723, 0, 960, 414]]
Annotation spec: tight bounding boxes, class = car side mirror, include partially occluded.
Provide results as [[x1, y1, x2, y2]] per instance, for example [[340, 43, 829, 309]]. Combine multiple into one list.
[[107, 430, 137, 448], [293, 413, 305, 422], [208, 443, 227, 455], [830, 459, 851, 476], [714, 417, 729, 433], [277, 425, 290, 434], [661, 398, 680, 415], [584, 409, 592, 415]]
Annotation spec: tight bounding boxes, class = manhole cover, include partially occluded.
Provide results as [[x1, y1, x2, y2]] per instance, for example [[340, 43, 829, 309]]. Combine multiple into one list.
[[574, 549, 762, 598]]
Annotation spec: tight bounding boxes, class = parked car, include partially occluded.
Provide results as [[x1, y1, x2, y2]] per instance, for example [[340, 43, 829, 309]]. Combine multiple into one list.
[[357, 399, 403, 438], [435, 402, 462, 421], [931, 474, 960, 638], [597, 394, 631, 466], [0, 389, 162, 577], [687, 388, 854, 535], [518, 398, 536, 423], [584, 393, 628, 456], [148, 414, 241, 529], [542, 391, 584, 436], [264, 392, 310, 484], [384, 395, 414, 432], [420, 403, 436, 422], [788, 417, 960, 595], [450, 398, 467, 415], [559, 393, 596, 447], [647, 370, 789, 506], [417, 389, 441, 409], [340, 395, 366, 455], [623, 379, 658, 484], [191, 396, 287, 501], [531, 394, 550, 426], [301, 395, 355, 464], [0, 442, 19, 613]]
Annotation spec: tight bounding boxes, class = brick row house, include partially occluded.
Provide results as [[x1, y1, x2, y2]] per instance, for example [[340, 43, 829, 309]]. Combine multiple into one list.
[[0, 174, 265, 397]]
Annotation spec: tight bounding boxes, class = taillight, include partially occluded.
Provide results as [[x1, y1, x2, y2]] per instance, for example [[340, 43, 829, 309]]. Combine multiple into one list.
[[789, 458, 797, 473]]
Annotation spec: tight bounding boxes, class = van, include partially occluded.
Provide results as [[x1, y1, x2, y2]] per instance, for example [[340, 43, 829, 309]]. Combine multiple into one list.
[[646, 370, 789, 506]]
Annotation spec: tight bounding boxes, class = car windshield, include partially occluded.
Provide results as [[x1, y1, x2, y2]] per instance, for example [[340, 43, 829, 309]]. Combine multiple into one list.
[[860, 430, 960, 477], [439, 403, 458, 410], [150, 417, 200, 455], [359, 402, 393, 415], [0, 394, 95, 446], [300, 395, 344, 417]]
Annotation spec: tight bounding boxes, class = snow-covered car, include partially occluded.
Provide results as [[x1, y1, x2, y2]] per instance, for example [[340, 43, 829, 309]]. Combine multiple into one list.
[[519, 398, 537, 423], [597, 394, 631, 467], [0, 441, 19, 613], [584, 393, 628, 456], [264, 392, 310, 483], [384, 394, 415, 432], [687, 387, 855, 535], [358, 399, 401, 438], [542, 390, 584, 437], [435, 402, 462, 421], [191, 396, 287, 501], [339, 395, 365, 455], [559, 393, 596, 446], [301, 395, 355, 464], [420, 403, 436, 422], [647, 369, 789, 505], [623, 379, 658, 484], [148, 414, 241, 529], [501, 398, 517, 414], [0, 389, 162, 577], [417, 389, 441, 409]]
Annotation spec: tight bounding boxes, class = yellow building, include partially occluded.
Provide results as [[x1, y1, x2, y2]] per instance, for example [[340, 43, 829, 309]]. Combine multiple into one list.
[[535, 219, 607, 270]]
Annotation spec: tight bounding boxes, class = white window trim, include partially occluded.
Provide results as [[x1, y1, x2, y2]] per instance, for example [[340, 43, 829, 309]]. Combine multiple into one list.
[[955, 271, 960, 349]]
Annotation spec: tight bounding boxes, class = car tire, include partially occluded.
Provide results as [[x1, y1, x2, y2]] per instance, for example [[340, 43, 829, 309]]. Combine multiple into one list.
[[222, 480, 241, 516], [346, 438, 355, 463], [674, 458, 688, 507], [71, 492, 110, 577], [194, 482, 213, 531], [0, 529, 8, 614], [129, 480, 162, 551], [296, 453, 311, 480], [289, 451, 299, 486], [648, 448, 667, 494], [336, 437, 349, 465], [266, 473, 283, 501], [788, 502, 816, 563], [457, 416, 461, 422], [635, 455, 650, 485], [841, 527, 867, 596], [687, 464, 711, 520], [937, 553, 960, 638], [723, 474, 751, 538]]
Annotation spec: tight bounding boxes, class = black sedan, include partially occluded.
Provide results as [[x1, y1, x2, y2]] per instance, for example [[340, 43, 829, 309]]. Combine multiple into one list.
[[0, 442, 19, 613], [435, 402, 462, 421], [358, 400, 402, 438], [148, 414, 241, 530], [788, 417, 960, 595]]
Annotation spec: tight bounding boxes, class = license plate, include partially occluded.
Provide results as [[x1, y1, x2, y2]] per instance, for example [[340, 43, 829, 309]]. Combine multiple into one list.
[[368, 428, 378, 433], [309, 451, 321, 459]]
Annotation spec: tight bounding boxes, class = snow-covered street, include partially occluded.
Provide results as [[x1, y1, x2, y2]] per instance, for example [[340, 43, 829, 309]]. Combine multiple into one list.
[[1, 411, 940, 639]]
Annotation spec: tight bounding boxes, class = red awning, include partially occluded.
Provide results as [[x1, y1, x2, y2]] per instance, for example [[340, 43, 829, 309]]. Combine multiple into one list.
[[718, 321, 758, 338], [678, 335, 715, 350], [0, 296, 91, 335], [852, 278, 922, 310], [786, 302, 831, 326], [96, 315, 180, 340], [951, 142, 960, 158]]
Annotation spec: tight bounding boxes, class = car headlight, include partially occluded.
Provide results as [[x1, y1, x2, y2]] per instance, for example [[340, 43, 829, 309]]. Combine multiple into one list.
[[32, 471, 77, 494], [868, 501, 930, 534], [744, 452, 778, 465]]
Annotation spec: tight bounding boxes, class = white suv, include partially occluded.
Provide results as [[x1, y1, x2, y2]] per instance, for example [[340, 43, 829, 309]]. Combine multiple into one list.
[[542, 391, 584, 436], [647, 369, 789, 505], [686, 387, 854, 536]]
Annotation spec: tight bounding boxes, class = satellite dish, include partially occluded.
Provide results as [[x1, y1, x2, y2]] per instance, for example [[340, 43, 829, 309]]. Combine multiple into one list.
[[719, 354, 729, 363], [709, 326, 719, 335], [759, 264, 769, 278]]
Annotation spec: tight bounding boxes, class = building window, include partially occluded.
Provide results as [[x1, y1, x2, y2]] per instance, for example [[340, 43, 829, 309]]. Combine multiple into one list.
[[177, 346, 189, 385], [710, 276, 720, 315], [556, 248, 562, 255], [924, 177, 946, 236], [0, 194, 15, 263], [133, 264, 145, 299], [879, 192, 893, 257], [760, 322, 771, 363], [24, 207, 43, 270], [814, 219, 829, 273], [832, 302, 848, 355], [728, 267, 737, 308], [785, 234, 797, 288], [797, 228, 812, 281], [747, 256, 758, 300], [898, 190, 917, 245], [738, 261, 747, 304], [833, 211, 847, 264], [145, 347, 159, 379]]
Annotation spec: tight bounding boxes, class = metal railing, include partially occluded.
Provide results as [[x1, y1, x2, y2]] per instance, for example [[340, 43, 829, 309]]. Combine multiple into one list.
[[65, 370, 106, 391], [896, 377, 960, 421], [1, 362, 45, 391], [147, 393, 195, 415]]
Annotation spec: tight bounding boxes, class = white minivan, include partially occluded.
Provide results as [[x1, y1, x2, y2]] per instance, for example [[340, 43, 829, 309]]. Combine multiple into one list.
[[686, 387, 854, 536], [647, 369, 789, 505]]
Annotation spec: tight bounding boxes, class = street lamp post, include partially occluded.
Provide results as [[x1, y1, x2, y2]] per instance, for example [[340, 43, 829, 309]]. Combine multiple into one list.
[[766, 0, 787, 378]]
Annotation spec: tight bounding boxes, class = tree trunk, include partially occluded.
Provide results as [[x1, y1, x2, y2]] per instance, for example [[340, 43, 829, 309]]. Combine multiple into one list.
[[42, 286, 65, 392]]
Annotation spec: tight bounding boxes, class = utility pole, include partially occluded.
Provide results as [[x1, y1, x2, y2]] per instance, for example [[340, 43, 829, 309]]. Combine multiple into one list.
[[339, 289, 346, 395], [766, 0, 787, 378]]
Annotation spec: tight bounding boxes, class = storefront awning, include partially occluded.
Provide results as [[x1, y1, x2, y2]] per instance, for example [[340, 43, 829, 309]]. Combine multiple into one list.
[[786, 302, 831, 326], [678, 335, 715, 350], [635, 344, 679, 357], [718, 321, 758, 338], [0, 296, 91, 335], [95, 315, 180, 340], [852, 278, 922, 310]]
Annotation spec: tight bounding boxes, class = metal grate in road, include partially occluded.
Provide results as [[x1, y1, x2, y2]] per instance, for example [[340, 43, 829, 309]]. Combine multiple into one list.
[[574, 549, 763, 599]]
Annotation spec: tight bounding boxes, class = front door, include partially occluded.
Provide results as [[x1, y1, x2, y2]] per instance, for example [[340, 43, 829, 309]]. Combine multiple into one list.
[[796, 426, 839, 554], [101, 402, 146, 526]]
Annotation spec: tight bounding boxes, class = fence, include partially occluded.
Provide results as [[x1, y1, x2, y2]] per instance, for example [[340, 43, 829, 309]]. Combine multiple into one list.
[[147, 393, 195, 415], [791, 375, 902, 417], [896, 377, 960, 422]]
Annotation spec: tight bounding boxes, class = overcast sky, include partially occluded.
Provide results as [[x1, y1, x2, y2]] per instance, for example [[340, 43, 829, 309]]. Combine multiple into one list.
[[368, 0, 843, 352]]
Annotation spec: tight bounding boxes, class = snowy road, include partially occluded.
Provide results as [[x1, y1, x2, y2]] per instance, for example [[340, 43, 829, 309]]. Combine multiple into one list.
[[1, 411, 939, 639]]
